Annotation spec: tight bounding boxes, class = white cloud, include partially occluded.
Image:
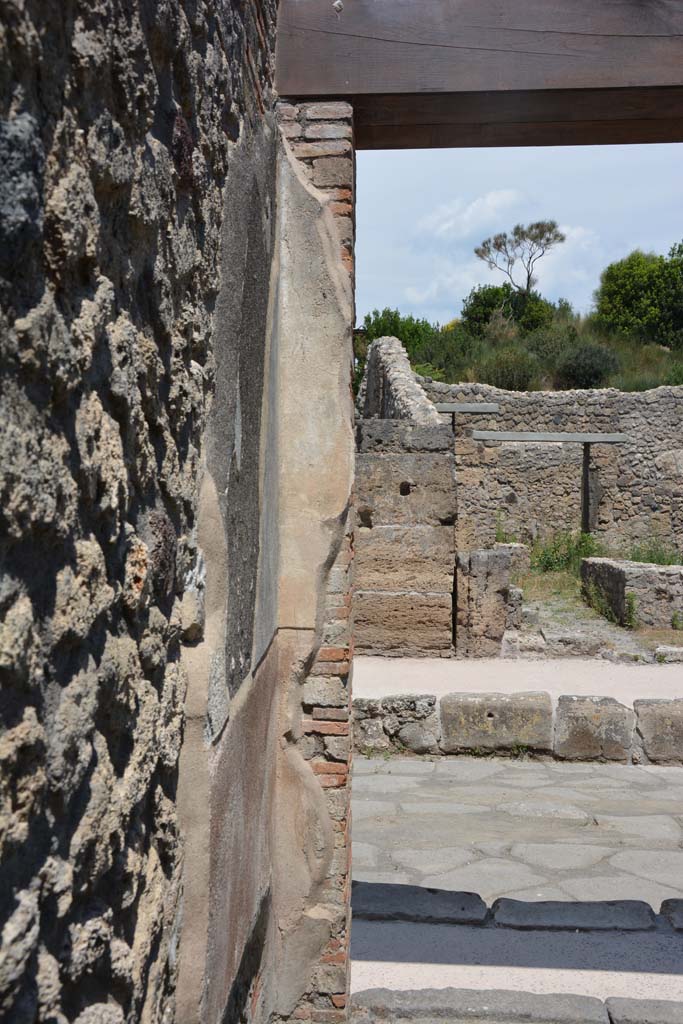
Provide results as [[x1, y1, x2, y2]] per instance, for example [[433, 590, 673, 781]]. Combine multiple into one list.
[[418, 189, 523, 240], [532, 224, 603, 311], [405, 255, 486, 321]]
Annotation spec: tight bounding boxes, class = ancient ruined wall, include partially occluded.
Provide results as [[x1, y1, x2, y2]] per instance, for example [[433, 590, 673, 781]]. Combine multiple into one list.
[[1, 4, 356, 1024], [0, 1, 279, 1019], [354, 419, 456, 657], [582, 557, 683, 630], [422, 380, 683, 552], [361, 337, 441, 425], [270, 100, 356, 1024]]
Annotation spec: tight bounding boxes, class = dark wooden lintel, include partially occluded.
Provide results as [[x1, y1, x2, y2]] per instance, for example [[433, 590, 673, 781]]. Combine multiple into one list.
[[276, 1, 683, 149]]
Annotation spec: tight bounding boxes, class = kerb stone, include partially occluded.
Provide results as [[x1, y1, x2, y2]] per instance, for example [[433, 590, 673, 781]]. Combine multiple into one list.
[[351, 988, 609, 1023], [635, 699, 683, 764], [606, 999, 683, 1024], [440, 692, 553, 754], [352, 882, 487, 925], [492, 898, 655, 931], [554, 696, 635, 762]]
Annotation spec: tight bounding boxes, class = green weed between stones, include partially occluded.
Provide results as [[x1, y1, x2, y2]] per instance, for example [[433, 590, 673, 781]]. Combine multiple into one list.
[[624, 592, 638, 630], [531, 530, 604, 577], [583, 580, 618, 624]]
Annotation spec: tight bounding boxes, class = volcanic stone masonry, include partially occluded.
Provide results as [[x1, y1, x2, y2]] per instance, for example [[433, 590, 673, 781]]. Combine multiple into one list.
[[1, 3, 357, 1023], [421, 377, 683, 553], [353, 691, 683, 765], [354, 416, 457, 657], [582, 557, 683, 630]]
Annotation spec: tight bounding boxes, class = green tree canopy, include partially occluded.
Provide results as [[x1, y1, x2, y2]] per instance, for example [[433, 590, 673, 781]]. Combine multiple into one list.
[[594, 244, 683, 347], [362, 307, 437, 359]]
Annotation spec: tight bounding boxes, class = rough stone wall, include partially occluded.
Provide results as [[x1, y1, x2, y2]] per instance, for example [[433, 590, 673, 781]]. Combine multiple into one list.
[[353, 690, 683, 766], [582, 557, 683, 630], [1, 6, 359, 1024], [361, 337, 441, 425], [421, 379, 683, 552], [0, 1, 278, 1021], [354, 420, 456, 657]]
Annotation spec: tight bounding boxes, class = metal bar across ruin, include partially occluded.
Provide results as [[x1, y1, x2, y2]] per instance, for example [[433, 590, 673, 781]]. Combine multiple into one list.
[[435, 403, 500, 414], [471, 431, 630, 445], [436, 402, 500, 432]]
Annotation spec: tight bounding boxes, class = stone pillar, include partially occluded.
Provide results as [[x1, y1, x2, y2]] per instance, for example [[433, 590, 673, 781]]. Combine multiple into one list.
[[274, 100, 356, 1023]]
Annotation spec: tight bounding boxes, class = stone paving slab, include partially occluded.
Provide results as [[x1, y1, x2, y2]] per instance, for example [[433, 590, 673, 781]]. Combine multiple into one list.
[[492, 898, 655, 931], [352, 987, 609, 1023], [352, 881, 487, 925], [606, 999, 683, 1024], [352, 757, 683, 908]]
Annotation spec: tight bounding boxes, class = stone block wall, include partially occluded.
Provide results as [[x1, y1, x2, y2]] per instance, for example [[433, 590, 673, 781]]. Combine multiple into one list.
[[354, 421, 456, 657], [582, 557, 683, 630], [353, 691, 683, 765], [421, 379, 683, 552], [456, 544, 528, 657], [360, 337, 441, 425]]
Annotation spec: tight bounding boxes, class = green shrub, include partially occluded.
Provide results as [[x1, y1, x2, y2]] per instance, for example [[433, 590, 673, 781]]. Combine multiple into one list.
[[362, 307, 438, 359], [476, 345, 539, 391], [625, 592, 638, 630], [460, 283, 554, 337], [554, 343, 620, 389], [629, 539, 681, 565], [664, 362, 683, 386], [461, 283, 515, 337], [594, 244, 683, 346], [531, 531, 603, 576], [583, 580, 617, 623], [481, 309, 519, 347], [514, 292, 555, 334], [525, 322, 578, 366], [413, 362, 446, 382]]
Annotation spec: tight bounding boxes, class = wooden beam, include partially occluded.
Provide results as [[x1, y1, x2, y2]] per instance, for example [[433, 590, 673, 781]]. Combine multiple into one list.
[[353, 86, 683, 150], [276, 0, 683, 148]]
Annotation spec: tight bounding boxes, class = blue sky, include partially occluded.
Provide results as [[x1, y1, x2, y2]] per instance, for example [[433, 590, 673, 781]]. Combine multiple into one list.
[[355, 144, 681, 327]]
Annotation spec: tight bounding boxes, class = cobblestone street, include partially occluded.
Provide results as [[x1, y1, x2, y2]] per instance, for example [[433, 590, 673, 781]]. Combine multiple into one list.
[[351, 755, 683, 1003], [353, 756, 683, 904]]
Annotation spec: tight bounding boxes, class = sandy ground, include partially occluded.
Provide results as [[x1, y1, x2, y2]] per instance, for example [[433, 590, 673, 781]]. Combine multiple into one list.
[[354, 655, 683, 706], [351, 921, 683, 1000]]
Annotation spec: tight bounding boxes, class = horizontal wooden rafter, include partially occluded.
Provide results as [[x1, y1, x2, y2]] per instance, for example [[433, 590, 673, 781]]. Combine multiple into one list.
[[275, 1, 683, 148]]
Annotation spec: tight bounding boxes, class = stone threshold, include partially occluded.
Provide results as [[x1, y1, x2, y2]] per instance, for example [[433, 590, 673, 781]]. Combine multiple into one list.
[[351, 987, 683, 1024], [352, 881, 683, 933], [353, 692, 683, 765]]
